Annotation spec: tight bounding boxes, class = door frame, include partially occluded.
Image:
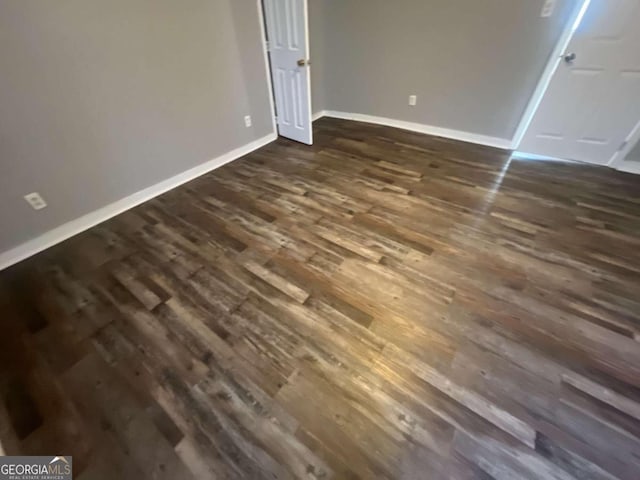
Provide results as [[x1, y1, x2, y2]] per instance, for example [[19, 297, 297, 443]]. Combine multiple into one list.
[[257, 0, 278, 136], [259, 0, 313, 144], [511, 0, 592, 151]]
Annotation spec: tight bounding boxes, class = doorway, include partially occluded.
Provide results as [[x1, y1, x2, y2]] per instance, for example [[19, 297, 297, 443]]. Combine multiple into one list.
[[261, 0, 313, 145], [515, 0, 640, 168]]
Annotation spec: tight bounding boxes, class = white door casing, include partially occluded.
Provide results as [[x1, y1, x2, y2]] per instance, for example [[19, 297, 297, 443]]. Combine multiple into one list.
[[263, 0, 313, 145], [518, 0, 640, 166]]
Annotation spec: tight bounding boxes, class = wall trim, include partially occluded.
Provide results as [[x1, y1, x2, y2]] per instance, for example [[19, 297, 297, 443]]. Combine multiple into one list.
[[615, 161, 640, 175], [510, 151, 580, 163], [0, 132, 277, 271], [312, 110, 326, 121], [316, 111, 511, 150]]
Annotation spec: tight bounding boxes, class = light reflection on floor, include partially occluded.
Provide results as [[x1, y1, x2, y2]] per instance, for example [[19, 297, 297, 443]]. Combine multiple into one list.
[[474, 154, 514, 220]]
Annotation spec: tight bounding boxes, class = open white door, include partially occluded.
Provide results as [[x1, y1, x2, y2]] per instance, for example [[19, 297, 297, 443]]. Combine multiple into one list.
[[517, 0, 640, 166], [263, 0, 313, 145]]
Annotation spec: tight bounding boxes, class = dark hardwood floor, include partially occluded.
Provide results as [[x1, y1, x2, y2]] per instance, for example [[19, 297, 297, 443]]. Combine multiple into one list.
[[1, 117, 640, 479]]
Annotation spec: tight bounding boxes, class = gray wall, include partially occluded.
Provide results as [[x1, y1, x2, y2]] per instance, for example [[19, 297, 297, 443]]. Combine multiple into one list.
[[0, 0, 274, 254], [317, 0, 577, 140]]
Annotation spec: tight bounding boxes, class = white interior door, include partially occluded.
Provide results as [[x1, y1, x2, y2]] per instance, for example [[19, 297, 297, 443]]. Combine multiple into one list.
[[518, 0, 640, 165], [263, 0, 312, 145]]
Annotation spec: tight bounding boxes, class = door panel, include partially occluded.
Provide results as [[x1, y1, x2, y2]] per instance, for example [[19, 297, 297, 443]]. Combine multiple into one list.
[[264, 0, 312, 145], [518, 0, 640, 165]]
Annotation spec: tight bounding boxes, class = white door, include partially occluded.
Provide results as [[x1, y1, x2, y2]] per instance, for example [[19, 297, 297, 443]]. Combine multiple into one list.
[[263, 0, 313, 145], [518, 0, 640, 166]]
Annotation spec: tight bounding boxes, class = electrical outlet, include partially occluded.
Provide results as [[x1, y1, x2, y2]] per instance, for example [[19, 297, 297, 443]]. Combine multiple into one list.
[[24, 192, 47, 210], [244, 115, 252, 128], [409, 95, 417, 106], [540, 0, 556, 17]]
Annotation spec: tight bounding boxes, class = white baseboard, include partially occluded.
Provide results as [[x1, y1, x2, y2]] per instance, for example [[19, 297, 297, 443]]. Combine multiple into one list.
[[312, 110, 326, 121], [315, 110, 512, 150], [615, 161, 640, 175], [513, 151, 640, 174], [0, 132, 277, 271], [510, 151, 579, 163]]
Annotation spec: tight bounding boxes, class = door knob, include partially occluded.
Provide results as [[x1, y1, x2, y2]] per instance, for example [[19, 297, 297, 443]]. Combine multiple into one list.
[[562, 52, 576, 64], [297, 59, 310, 67]]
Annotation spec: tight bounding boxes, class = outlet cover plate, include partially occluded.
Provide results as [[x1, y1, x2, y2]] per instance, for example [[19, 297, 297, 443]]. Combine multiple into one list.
[[541, 0, 556, 17], [24, 192, 47, 210]]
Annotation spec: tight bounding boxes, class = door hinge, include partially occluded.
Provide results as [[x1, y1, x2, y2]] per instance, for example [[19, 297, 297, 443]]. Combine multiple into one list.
[[265, 41, 270, 52]]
